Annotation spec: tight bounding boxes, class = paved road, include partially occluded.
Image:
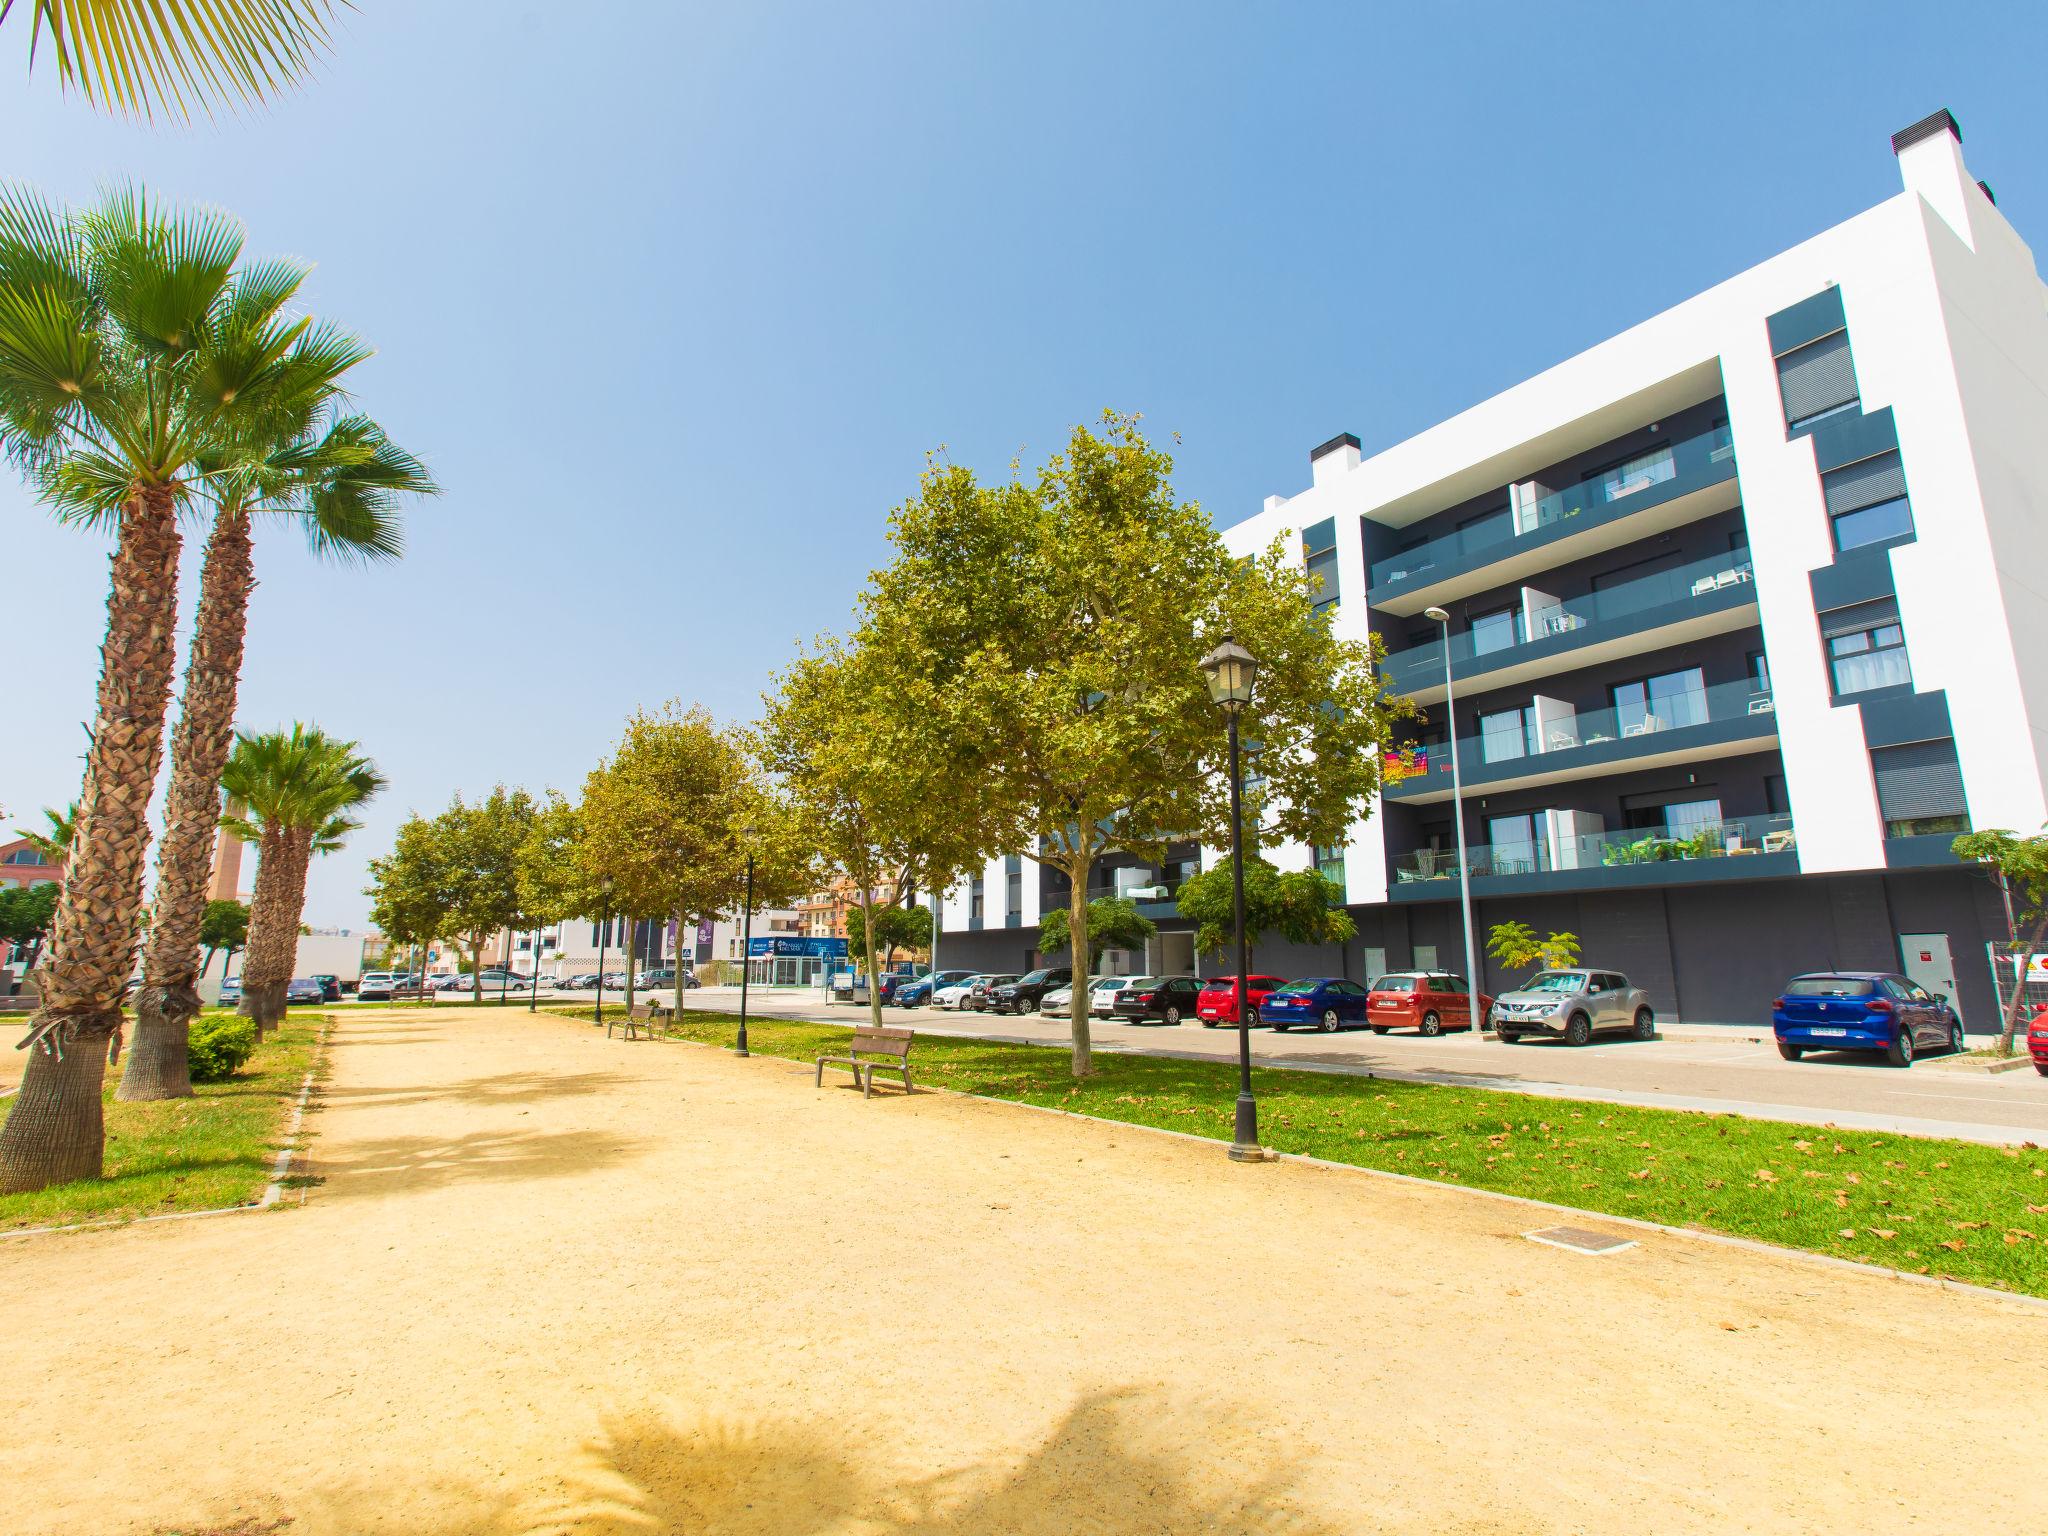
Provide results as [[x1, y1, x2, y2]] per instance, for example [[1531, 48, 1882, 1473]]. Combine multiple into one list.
[[660, 984, 2048, 1145]]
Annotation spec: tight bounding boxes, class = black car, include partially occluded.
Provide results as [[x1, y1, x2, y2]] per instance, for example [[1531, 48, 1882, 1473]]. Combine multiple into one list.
[[308, 974, 342, 1001], [1112, 975, 1202, 1025], [988, 966, 1072, 1015]]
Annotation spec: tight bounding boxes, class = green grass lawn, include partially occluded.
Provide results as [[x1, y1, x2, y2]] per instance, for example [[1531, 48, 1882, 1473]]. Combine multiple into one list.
[[546, 1007, 2048, 1298], [0, 1012, 323, 1232]]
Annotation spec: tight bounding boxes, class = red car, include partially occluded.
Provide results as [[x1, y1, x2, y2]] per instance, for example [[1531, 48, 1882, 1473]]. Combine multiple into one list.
[[1366, 971, 1493, 1036], [1195, 974, 1286, 1027], [2030, 1003, 2048, 1076]]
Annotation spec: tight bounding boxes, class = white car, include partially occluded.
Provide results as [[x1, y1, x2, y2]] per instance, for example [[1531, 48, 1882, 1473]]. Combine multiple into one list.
[[934, 975, 989, 1010], [1038, 977, 1102, 1016], [1089, 977, 1144, 1017]]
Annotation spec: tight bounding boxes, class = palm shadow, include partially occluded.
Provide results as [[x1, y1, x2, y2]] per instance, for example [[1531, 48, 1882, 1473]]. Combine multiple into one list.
[[306, 1127, 643, 1197], [318, 1070, 635, 1109]]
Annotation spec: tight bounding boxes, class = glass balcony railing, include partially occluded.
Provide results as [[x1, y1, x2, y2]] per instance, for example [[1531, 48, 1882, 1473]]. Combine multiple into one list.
[[1368, 423, 1737, 591], [1385, 677, 1777, 789], [1381, 549, 1756, 688], [1392, 812, 1797, 884]]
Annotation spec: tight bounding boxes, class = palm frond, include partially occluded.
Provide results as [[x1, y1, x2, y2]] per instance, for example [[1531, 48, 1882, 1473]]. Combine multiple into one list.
[[219, 721, 383, 841], [81, 185, 244, 359], [3, 0, 341, 123]]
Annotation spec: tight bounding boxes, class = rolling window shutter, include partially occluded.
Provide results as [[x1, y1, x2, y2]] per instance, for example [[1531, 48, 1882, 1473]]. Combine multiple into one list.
[[1823, 452, 1907, 515], [1871, 739, 1966, 821], [1776, 330, 1858, 424], [1819, 597, 1900, 639]]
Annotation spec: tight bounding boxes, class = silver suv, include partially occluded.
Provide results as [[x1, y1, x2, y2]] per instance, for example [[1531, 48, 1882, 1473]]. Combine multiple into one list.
[[1490, 969, 1654, 1046]]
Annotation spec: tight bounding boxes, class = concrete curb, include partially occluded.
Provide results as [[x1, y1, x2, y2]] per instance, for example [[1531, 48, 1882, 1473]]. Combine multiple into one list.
[[0, 1012, 332, 1241]]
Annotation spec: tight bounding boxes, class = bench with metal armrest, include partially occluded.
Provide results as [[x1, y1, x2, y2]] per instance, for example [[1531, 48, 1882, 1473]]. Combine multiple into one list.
[[815, 1024, 916, 1098]]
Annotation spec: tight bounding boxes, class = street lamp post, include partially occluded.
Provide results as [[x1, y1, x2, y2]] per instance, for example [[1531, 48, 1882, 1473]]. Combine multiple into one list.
[[736, 849, 755, 1057], [1424, 605, 1486, 1042], [1199, 634, 1263, 1164]]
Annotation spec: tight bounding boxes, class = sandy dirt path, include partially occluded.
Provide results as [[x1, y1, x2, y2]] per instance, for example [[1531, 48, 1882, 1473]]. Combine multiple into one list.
[[4, 1005, 2043, 1535]]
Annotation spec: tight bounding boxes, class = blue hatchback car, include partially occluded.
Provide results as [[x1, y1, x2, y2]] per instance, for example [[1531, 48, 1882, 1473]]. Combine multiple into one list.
[[1260, 977, 1373, 1032], [1772, 971, 1963, 1067]]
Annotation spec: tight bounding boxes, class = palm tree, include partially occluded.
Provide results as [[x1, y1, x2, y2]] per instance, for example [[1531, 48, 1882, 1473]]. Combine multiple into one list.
[[0, 186, 336, 1194], [14, 801, 77, 862], [220, 725, 384, 1034], [3, 0, 337, 121], [123, 404, 434, 1100]]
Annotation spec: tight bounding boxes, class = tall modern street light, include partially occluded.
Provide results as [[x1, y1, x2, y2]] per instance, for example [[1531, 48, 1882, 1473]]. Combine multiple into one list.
[[1199, 634, 1263, 1163], [736, 839, 756, 1058], [1424, 605, 1485, 1041]]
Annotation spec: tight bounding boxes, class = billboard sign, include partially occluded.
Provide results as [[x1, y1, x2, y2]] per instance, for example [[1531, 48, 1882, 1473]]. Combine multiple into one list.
[[747, 936, 848, 959]]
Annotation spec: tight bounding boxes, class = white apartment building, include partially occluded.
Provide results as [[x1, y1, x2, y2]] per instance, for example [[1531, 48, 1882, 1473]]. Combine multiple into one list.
[[937, 110, 2048, 1028]]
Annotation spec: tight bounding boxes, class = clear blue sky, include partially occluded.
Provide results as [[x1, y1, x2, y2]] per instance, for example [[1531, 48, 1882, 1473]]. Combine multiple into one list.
[[5, 2, 2045, 928]]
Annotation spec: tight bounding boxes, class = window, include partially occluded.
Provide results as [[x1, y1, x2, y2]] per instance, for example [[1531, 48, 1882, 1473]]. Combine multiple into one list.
[[1413, 944, 1438, 970], [4, 848, 48, 865], [1468, 604, 1523, 657], [1823, 600, 1911, 696], [1622, 794, 1721, 835], [1595, 444, 1676, 502], [1457, 505, 1513, 553], [1776, 329, 1860, 431], [1303, 518, 1338, 615], [1823, 451, 1913, 552], [1765, 774, 1790, 815], [1748, 650, 1771, 696], [1611, 667, 1705, 734], [1488, 813, 1544, 874], [1871, 738, 1969, 839], [1663, 798, 1724, 840], [1313, 844, 1345, 884], [1480, 705, 1537, 763], [970, 875, 984, 922]]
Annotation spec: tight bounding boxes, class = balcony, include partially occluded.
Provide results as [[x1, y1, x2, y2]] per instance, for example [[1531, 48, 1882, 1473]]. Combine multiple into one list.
[[1380, 550, 1759, 704], [1384, 677, 1778, 804], [1366, 424, 1738, 616], [1390, 813, 1798, 899]]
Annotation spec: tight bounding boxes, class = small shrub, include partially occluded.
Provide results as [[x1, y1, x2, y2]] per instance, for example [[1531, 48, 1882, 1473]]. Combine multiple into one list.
[[188, 1015, 258, 1083]]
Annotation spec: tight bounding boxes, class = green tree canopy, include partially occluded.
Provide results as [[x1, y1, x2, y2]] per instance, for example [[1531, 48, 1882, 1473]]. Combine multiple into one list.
[[854, 412, 1401, 1073], [0, 882, 58, 971], [1485, 920, 1581, 976], [199, 897, 248, 957], [1175, 857, 1357, 961], [846, 901, 933, 969], [1038, 896, 1157, 968]]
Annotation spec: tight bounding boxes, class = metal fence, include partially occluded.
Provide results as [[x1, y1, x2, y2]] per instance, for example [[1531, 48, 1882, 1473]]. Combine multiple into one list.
[[1984, 945, 2048, 1033]]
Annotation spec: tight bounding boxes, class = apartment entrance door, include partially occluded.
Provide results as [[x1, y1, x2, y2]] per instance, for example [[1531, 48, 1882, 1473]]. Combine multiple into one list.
[[1899, 932, 1961, 1026], [1154, 930, 1195, 978]]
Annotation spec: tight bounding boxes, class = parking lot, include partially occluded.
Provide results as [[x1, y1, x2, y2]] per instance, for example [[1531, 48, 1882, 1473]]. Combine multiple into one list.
[[654, 984, 2048, 1145]]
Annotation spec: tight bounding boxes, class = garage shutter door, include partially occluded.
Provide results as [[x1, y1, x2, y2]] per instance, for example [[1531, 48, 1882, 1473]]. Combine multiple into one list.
[[1777, 330, 1858, 426], [1823, 451, 1908, 515], [1871, 739, 1967, 822]]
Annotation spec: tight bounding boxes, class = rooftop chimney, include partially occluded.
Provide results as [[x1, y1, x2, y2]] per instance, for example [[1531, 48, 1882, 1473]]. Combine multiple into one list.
[[1309, 432, 1361, 487], [1891, 107, 1977, 248]]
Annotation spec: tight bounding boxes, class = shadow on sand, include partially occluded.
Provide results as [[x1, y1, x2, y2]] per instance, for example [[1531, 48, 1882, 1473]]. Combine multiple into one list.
[[204, 1389, 1364, 1535], [304, 1126, 644, 1197]]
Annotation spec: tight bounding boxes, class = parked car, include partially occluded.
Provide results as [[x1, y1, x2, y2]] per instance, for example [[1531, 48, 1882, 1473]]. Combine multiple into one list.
[[356, 972, 397, 1001], [308, 973, 342, 1001], [1112, 975, 1203, 1025], [1261, 977, 1372, 1032], [1089, 976, 1143, 1017], [990, 967, 1073, 1015], [218, 976, 242, 1006], [285, 977, 327, 1006], [1772, 972, 1961, 1066], [1493, 969, 1654, 1046], [933, 974, 990, 1009], [2030, 1003, 2048, 1076], [601, 972, 627, 989], [561, 973, 602, 991], [640, 967, 697, 990], [897, 969, 976, 1008], [1194, 974, 1287, 1028], [1038, 977, 1102, 1016], [478, 971, 534, 990], [966, 974, 1019, 1011], [1366, 972, 1494, 1036]]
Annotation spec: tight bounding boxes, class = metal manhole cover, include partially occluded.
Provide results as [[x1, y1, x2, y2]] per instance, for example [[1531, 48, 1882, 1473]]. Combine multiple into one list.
[[1525, 1225, 1637, 1256]]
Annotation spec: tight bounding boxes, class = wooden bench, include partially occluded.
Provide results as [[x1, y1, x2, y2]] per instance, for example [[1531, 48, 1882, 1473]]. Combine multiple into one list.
[[815, 1025, 916, 1098], [608, 1003, 650, 1041]]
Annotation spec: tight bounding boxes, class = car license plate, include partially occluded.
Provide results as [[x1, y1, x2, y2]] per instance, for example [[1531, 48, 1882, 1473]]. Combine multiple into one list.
[[1810, 1027, 1847, 1038]]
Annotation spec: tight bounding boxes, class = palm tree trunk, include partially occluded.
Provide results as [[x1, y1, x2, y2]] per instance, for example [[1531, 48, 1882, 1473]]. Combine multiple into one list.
[[239, 828, 310, 1035], [0, 489, 182, 1193], [125, 508, 254, 1100]]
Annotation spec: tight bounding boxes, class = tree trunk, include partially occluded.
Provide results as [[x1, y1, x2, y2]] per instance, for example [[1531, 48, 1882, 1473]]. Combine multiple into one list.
[[674, 910, 688, 1012], [469, 936, 484, 1004], [861, 898, 884, 1032], [2000, 914, 2048, 1056], [1065, 854, 1095, 1077], [125, 508, 255, 1100], [0, 488, 182, 1193], [239, 828, 312, 1036]]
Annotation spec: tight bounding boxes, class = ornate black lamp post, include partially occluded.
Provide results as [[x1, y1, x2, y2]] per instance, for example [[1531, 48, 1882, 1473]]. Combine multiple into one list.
[[1199, 634, 1263, 1163]]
